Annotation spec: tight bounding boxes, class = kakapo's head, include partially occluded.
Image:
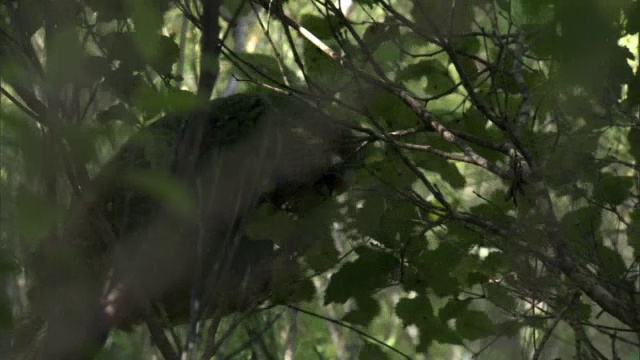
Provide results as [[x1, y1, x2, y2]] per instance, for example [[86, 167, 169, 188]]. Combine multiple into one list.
[[96, 92, 360, 228], [233, 93, 359, 209]]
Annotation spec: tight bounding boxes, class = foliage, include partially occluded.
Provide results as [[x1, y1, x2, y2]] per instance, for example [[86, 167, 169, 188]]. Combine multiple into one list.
[[1, 0, 639, 359]]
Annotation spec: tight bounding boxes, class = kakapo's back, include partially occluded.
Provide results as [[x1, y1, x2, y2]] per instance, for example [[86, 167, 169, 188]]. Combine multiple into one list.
[[23, 92, 357, 360], [57, 93, 353, 257], [99, 93, 352, 202]]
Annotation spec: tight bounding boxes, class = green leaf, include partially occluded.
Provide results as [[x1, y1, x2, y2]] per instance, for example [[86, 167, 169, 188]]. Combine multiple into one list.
[[565, 299, 592, 321], [399, 60, 454, 97], [426, 72, 456, 95], [486, 283, 516, 312], [456, 310, 495, 340], [354, 0, 380, 8], [324, 247, 398, 304], [458, 108, 507, 162], [234, 52, 297, 86], [560, 207, 602, 245], [398, 60, 449, 82], [405, 241, 465, 296], [343, 296, 380, 326], [454, 36, 481, 55], [595, 245, 627, 280], [439, 298, 473, 322], [379, 200, 419, 247], [629, 127, 640, 160], [483, 251, 510, 273], [131, 1, 170, 59], [396, 294, 462, 351], [359, 342, 389, 360], [495, 320, 522, 337], [362, 22, 399, 52], [366, 152, 416, 188], [523, 22, 557, 57], [627, 2, 640, 34], [372, 41, 400, 70], [395, 295, 436, 349], [366, 88, 421, 129], [304, 233, 340, 272], [272, 277, 315, 304], [0, 251, 17, 275], [104, 69, 151, 111], [446, 223, 482, 247], [420, 157, 466, 189], [353, 194, 420, 249], [626, 68, 640, 105], [427, 93, 466, 116], [246, 205, 296, 245], [455, 56, 479, 79], [300, 14, 344, 40], [545, 133, 600, 189], [131, 81, 165, 117], [147, 35, 180, 75], [102, 32, 145, 71], [0, 302, 12, 330], [0, 112, 44, 175], [163, 89, 203, 114], [354, 195, 385, 239], [223, 0, 252, 16], [594, 174, 633, 206], [294, 200, 341, 271], [495, 0, 510, 11], [466, 271, 489, 286]]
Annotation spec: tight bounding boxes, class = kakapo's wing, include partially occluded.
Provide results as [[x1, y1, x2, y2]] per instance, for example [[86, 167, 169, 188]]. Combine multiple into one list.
[[29, 93, 355, 360], [87, 93, 269, 236], [53, 91, 354, 265], [28, 94, 277, 359]]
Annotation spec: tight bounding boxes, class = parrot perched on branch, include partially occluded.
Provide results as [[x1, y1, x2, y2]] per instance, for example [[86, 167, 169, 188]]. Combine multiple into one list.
[[19, 92, 357, 360]]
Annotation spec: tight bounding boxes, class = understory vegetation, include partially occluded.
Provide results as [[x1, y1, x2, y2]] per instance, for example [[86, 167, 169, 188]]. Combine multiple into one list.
[[1, 0, 639, 359]]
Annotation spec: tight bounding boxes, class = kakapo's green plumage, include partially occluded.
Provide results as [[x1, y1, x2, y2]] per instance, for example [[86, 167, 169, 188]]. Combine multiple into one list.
[[111, 93, 268, 171], [102, 93, 351, 185], [31, 93, 355, 344], [92, 92, 353, 240]]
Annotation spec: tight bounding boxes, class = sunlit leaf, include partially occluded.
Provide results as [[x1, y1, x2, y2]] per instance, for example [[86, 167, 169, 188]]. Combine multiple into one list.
[[372, 41, 400, 70]]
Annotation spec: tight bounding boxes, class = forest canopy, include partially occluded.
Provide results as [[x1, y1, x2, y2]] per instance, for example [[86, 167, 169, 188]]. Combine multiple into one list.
[[1, 0, 639, 359]]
